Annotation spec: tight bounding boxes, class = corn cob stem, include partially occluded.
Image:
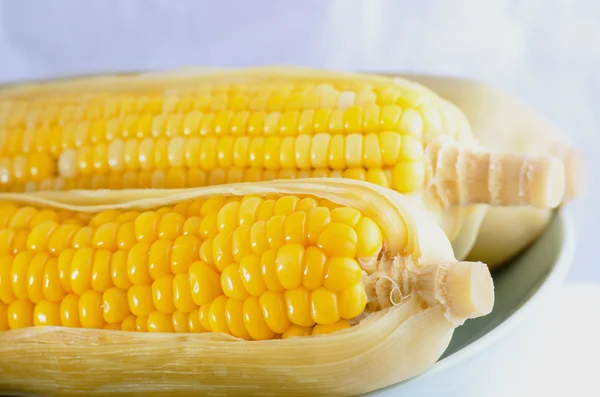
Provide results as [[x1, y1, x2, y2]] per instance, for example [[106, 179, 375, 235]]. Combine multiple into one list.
[[425, 140, 565, 208]]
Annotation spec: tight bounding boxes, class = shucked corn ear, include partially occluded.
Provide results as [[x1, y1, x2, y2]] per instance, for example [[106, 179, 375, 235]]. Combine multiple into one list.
[[402, 73, 585, 267], [0, 179, 494, 397], [0, 66, 565, 210]]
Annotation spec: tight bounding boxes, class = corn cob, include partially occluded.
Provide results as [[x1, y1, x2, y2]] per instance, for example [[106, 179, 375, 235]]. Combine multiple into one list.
[[402, 73, 585, 267], [0, 67, 564, 210], [0, 179, 494, 396]]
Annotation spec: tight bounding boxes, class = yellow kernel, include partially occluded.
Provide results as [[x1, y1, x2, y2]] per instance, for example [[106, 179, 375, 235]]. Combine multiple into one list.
[[121, 314, 136, 331], [261, 249, 284, 292], [264, 215, 285, 250], [224, 298, 250, 339], [331, 208, 361, 227], [33, 300, 61, 326], [380, 105, 402, 130], [255, 199, 275, 222], [71, 226, 94, 249], [188, 308, 204, 333], [91, 249, 113, 292], [147, 311, 174, 333], [392, 162, 425, 193], [311, 287, 340, 325], [128, 285, 154, 316], [279, 136, 295, 168], [317, 222, 358, 258], [198, 303, 211, 331], [338, 283, 367, 319], [212, 231, 234, 272], [170, 235, 200, 274], [189, 261, 222, 306], [27, 253, 48, 303], [173, 273, 195, 312], [328, 135, 345, 170], [135, 315, 149, 332], [151, 274, 176, 314], [134, 211, 159, 243], [43, 258, 65, 302], [60, 294, 80, 327], [172, 310, 189, 333], [148, 239, 172, 281], [362, 105, 380, 133], [285, 288, 315, 327], [8, 300, 34, 329], [157, 212, 185, 240], [306, 207, 331, 245], [79, 290, 105, 329], [241, 296, 273, 340], [111, 250, 130, 290], [302, 246, 328, 291], [273, 196, 299, 216], [208, 294, 229, 333], [127, 243, 151, 285], [220, 264, 249, 301], [116, 222, 136, 250], [103, 287, 130, 323], [275, 244, 304, 290], [323, 257, 362, 292], [70, 248, 94, 296], [355, 217, 383, 259], [399, 135, 423, 161], [92, 222, 118, 251], [259, 291, 290, 334]]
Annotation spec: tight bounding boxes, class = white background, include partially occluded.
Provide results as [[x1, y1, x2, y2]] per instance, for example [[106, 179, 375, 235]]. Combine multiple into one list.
[[0, 0, 597, 281]]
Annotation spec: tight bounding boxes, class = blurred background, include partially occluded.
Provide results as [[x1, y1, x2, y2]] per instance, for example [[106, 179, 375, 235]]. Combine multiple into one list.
[[0, 0, 598, 395]]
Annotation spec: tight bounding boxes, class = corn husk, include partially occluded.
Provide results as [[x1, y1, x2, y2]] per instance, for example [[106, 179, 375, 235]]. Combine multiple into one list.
[[0, 179, 494, 397]]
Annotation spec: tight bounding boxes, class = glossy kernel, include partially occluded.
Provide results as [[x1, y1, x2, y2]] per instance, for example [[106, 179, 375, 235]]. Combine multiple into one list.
[[220, 264, 249, 300], [317, 222, 358, 258], [8, 300, 33, 329], [171, 235, 200, 274], [284, 288, 314, 327], [275, 244, 304, 290], [33, 300, 61, 326], [128, 285, 154, 316], [259, 291, 289, 334], [173, 273, 195, 312], [148, 311, 174, 333], [27, 253, 49, 303], [311, 287, 340, 325], [239, 253, 267, 297], [60, 294, 80, 327], [323, 257, 363, 292], [127, 243, 151, 285], [79, 290, 105, 329], [103, 287, 130, 323], [189, 261, 222, 305], [243, 296, 275, 340], [152, 274, 176, 313]]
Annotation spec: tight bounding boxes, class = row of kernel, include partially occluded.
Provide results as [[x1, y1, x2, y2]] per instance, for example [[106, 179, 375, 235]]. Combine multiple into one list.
[[0, 84, 376, 129], [0, 104, 423, 159], [59, 131, 422, 180]]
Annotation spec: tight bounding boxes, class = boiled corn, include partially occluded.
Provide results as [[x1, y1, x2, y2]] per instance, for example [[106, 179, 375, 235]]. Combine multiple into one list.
[[0, 179, 493, 397], [0, 67, 564, 208], [0, 193, 390, 338]]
